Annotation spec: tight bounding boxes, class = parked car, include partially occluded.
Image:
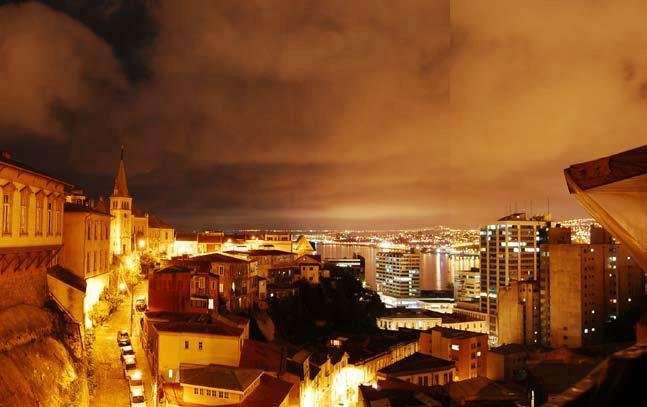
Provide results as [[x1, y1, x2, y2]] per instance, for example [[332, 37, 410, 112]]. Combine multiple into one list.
[[120, 345, 135, 362], [117, 330, 131, 347], [124, 362, 139, 380], [135, 297, 147, 312], [128, 375, 145, 397], [130, 392, 146, 407]]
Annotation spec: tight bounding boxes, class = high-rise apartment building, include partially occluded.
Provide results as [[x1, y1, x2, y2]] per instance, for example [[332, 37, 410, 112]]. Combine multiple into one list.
[[541, 226, 645, 348], [376, 250, 421, 298], [455, 267, 481, 307], [479, 213, 554, 345]]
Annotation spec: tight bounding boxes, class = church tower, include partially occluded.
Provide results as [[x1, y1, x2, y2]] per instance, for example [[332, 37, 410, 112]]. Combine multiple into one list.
[[109, 146, 133, 255]]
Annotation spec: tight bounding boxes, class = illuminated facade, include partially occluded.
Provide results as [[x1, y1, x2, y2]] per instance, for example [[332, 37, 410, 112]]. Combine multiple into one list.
[[376, 250, 421, 298], [109, 149, 133, 256], [0, 151, 67, 310], [108, 149, 175, 258], [419, 326, 488, 381], [60, 203, 112, 328], [479, 213, 552, 345]]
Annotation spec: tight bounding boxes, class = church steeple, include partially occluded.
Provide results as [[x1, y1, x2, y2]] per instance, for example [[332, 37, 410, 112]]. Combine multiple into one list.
[[112, 145, 130, 197]]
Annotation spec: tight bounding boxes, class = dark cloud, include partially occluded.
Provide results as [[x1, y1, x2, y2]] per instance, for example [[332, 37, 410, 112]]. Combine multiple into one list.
[[0, 0, 646, 230]]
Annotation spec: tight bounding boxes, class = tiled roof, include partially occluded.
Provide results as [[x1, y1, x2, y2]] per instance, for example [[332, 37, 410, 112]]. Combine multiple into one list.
[[47, 266, 86, 292], [153, 321, 243, 337], [430, 326, 487, 339], [238, 374, 293, 407], [240, 340, 285, 373], [490, 343, 528, 355], [149, 214, 173, 229], [0, 152, 72, 186], [180, 364, 262, 392], [64, 202, 111, 216], [175, 232, 198, 241], [379, 352, 454, 375], [225, 249, 294, 256], [132, 203, 146, 217], [190, 253, 251, 263], [198, 234, 224, 244], [155, 265, 192, 274]]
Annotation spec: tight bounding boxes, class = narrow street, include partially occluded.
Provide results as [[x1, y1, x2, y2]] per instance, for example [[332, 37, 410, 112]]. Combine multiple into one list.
[[91, 280, 153, 407]]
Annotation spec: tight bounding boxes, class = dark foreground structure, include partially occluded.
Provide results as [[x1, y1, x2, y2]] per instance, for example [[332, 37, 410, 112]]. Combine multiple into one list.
[[552, 145, 647, 406]]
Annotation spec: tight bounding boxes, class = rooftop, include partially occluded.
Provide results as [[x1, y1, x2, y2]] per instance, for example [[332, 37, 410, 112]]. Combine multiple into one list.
[[490, 343, 528, 355], [64, 202, 111, 216], [225, 249, 294, 256], [190, 252, 251, 263], [0, 151, 71, 186], [380, 308, 479, 324], [429, 326, 487, 340], [149, 214, 173, 229], [335, 330, 420, 364], [152, 320, 243, 337], [379, 352, 455, 376], [180, 364, 262, 392], [359, 379, 448, 406], [47, 266, 86, 292], [175, 232, 198, 241]]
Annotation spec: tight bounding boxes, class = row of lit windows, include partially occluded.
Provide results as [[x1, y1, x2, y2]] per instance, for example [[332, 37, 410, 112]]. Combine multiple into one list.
[[193, 387, 229, 399], [0, 189, 61, 237]]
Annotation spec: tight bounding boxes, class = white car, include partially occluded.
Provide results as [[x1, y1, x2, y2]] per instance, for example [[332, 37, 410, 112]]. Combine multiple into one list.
[[124, 362, 139, 381], [121, 345, 135, 362], [130, 392, 146, 407], [128, 371, 145, 395]]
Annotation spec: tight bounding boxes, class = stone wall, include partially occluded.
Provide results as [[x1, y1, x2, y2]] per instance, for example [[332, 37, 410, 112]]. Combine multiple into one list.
[[0, 264, 48, 310]]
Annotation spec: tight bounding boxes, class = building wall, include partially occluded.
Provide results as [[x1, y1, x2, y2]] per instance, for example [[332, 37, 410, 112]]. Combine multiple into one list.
[[0, 164, 66, 309], [377, 316, 487, 333], [148, 271, 218, 314], [46, 275, 84, 323], [157, 331, 242, 382], [549, 245, 586, 348], [422, 330, 488, 381], [376, 251, 421, 298], [380, 367, 455, 386], [479, 217, 549, 345], [148, 226, 175, 257], [62, 211, 111, 280], [456, 267, 481, 303], [181, 384, 245, 406], [109, 196, 133, 255]]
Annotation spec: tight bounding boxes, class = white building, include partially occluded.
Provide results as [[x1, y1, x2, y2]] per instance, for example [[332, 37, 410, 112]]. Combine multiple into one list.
[[376, 250, 421, 298]]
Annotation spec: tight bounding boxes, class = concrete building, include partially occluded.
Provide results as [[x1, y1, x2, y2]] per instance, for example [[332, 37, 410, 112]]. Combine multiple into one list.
[[295, 254, 322, 284], [478, 213, 553, 346], [376, 250, 421, 298], [542, 232, 645, 348], [168, 253, 257, 311], [148, 266, 219, 314], [486, 344, 528, 382], [58, 202, 112, 328], [377, 352, 455, 386], [0, 152, 69, 311], [419, 326, 488, 382], [377, 308, 487, 333], [142, 312, 246, 383], [163, 365, 293, 407], [455, 267, 480, 306]]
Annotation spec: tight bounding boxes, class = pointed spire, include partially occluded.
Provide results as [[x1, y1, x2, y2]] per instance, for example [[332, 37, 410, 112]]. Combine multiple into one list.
[[112, 146, 130, 197]]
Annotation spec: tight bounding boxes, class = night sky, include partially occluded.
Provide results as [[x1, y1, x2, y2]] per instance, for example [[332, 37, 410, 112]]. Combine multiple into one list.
[[0, 0, 645, 231]]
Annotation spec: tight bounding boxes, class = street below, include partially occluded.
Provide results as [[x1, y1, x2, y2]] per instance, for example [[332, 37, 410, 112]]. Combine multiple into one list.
[[91, 280, 153, 407]]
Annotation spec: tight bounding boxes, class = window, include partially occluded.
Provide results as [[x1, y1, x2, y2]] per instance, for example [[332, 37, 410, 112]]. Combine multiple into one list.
[[19, 191, 28, 235], [218, 266, 224, 275], [184, 340, 189, 349], [55, 202, 61, 235], [47, 202, 52, 235], [198, 342, 203, 350], [86, 253, 90, 274], [206, 389, 211, 396], [194, 388, 198, 395], [87, 223, 92, 240], [93, 252, 97, 271], [199, 389, 204, 395], [2, 194, 10, 234], [35, 197, 42, 235]]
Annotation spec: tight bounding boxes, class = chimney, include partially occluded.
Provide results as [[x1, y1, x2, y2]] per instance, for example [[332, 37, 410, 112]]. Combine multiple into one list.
[[1, 151, 12, 160]]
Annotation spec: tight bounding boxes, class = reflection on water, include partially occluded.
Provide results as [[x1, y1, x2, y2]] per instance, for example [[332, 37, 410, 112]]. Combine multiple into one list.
[[316, 243, 478, 291]]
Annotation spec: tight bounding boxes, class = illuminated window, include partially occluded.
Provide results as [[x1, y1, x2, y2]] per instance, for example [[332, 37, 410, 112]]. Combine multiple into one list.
[[47, 202, 52, 235], [184, 340, 189, 349], [198, 342, 203, 350], [2, 194, 10, 234], [451, 344, 460, 351], [19, 191, 28, 235], [35, 197, 42, 235]]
